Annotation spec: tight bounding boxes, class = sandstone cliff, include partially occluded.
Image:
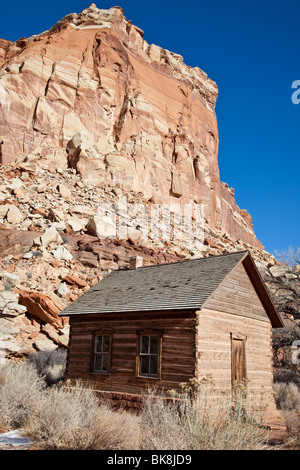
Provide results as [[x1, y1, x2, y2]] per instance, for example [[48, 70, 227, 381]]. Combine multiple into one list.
[[0, 3, 262, 249]]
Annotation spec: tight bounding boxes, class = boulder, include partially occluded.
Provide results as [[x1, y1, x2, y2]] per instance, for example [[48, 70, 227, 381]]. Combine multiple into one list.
[[66, 217, 86, 233], [0, 290, 20, 309], [51, 245, 73, 261], [16, 290, 65, 328], [48, 208, 65, 222], [86, 215, 117, 239], [2, 303, 27, 317], [76, 251, 99, 268], [269, 265, 288, 278], [6, 205, 23, 224], [58, 334, 69, 347], [0, 272, 21, 288], [0, 317, 20, 335], [71, 205, 95, 217], [63, 274, 87, 288], [8, 177, 23, 191], [33, 337, 57, 351], [34, 226, 63, 247], [0, 337, 21, 354], [41, 323, 60, 343], [0, 204, 11, 219], [56, 282, 69, 298], [66, 131, 83, 168], [58, 184, 72, 199]]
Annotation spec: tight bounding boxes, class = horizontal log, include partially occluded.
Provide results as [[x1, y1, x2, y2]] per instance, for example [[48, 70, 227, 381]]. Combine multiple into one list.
[[162, 345, 195, 356], [161, 373, 194, 383], [162, 365, 195, 375], [163, 336, 194, 345], [161, 354, 195, 366], [198, 309, 271, 331], [203, 299, 267, 321]]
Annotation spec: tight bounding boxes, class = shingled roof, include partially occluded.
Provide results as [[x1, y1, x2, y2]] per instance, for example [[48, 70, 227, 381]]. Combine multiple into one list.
[[59, 250, 282, 320]]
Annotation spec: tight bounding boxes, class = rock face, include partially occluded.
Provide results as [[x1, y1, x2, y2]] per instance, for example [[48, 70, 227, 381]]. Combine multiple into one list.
[[0, 3, 262, 249]]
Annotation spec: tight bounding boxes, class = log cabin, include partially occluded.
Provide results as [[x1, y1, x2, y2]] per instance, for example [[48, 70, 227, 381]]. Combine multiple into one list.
[[59, 250, 285, 430]]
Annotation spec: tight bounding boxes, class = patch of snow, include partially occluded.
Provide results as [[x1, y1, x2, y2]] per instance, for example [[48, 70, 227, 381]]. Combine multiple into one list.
[[0, 429, 33, 447]]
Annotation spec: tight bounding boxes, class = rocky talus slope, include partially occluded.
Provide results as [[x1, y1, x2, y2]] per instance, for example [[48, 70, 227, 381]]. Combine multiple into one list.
[[0, 4, 290, 359]]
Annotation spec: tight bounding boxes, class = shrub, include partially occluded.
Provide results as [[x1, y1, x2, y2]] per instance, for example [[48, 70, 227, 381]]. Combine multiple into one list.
[[27, 348, 67, 385], [274, 369, 300, 387], [274, 382, 300, 412], [0, 361, 45, 431], [282, 411, 300, 449], [25, 382, 140, 450], [139, 382, 268, 450]]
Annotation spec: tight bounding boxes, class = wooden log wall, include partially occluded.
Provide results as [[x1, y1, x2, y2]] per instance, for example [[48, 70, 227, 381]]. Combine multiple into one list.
[[65, 310, 197, 395]]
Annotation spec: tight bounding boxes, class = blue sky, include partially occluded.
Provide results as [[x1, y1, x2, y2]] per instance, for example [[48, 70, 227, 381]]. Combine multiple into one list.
[[1, 0, 299, 256]]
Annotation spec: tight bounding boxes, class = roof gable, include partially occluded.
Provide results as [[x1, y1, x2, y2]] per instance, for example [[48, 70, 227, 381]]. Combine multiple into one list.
[[202, 259, 276, 325]]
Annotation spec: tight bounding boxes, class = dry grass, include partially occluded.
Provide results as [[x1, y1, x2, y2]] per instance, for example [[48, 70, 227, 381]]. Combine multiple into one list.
[[139, 381, 269, 450], [0, 361, 45, 431], [273, 381, 300, 449], [274, 382, 300, 412], [0, 362, 140, 450], [281, 410, 300, 449], [25, 382, 140, 450]]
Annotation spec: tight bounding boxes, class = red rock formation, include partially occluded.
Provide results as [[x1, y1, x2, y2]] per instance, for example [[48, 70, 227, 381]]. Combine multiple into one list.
[[16, 289, 66, 329], [0, 39, 11, 69], [0, 4, 263, 249]]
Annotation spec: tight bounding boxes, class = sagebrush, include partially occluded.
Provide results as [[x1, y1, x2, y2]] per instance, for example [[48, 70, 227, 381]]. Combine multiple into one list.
[[274, 381, 300, 412], [0, 361, 45, 432], [27, 348, 67, 385], [139, 381, 268, 450], [26, 382, 140, 450]]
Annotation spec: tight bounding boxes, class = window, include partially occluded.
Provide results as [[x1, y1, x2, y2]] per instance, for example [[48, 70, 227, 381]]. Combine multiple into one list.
[[93, 334, 111, 373], [138, 333, 161, 378]]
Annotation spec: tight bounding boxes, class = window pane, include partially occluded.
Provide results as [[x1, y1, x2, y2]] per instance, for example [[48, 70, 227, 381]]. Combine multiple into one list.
[[150, 336, 158, 354], [102, 354, 109, 371], [103, 336, 110, 352], [94, 336, 103, 353], [141, 335, 149, 354], [94, 355, 102, 371], [140, 355, 150, 375], [150, 355, 158, 376]]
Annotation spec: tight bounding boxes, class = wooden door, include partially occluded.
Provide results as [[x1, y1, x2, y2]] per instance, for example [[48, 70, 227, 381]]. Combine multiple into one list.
[[231, 337, 246, 385]]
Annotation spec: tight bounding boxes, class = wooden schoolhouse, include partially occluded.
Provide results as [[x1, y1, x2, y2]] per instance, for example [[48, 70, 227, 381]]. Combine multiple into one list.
[[60, 250, 284, 424]]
